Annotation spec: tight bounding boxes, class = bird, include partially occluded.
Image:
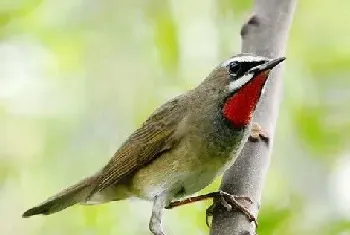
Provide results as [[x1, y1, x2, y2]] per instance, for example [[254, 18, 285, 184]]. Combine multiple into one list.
[[22, 54, 285, 235]]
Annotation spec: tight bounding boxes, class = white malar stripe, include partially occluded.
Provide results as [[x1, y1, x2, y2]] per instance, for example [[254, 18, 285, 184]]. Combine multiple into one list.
[[221, 55, 268, 67], [228, 73, 254, 92]]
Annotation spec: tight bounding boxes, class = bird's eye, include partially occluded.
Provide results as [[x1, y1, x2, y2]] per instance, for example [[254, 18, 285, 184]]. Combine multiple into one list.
[[229, 62, 240, 74], [229, 62, 243, 78]]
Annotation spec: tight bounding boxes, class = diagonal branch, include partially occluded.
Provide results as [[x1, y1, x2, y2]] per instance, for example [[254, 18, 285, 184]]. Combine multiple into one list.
[[210, 0, 297, 234]]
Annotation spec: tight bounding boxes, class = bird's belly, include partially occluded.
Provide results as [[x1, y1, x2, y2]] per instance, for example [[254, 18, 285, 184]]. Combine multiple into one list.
[[177, 152, 236, 197], [129, 139, 239, 201]]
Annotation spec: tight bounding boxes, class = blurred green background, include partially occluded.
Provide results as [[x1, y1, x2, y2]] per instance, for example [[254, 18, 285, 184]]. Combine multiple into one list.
[[1, 0, 350, 234]]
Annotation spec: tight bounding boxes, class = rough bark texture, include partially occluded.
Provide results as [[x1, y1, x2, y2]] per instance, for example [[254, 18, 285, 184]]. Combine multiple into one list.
[[210, 0, 297, 234]]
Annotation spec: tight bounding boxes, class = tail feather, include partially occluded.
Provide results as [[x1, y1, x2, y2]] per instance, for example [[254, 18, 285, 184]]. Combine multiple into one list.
[[22, 177, 95, 218]]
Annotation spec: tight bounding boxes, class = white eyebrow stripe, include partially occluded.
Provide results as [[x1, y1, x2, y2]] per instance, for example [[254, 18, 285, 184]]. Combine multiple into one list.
[[221, 55, 268, 67], [228, 73, 254, 92]]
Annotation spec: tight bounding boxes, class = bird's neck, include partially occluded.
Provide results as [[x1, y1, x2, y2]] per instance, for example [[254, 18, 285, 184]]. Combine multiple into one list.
[[222, 73, 267, 127]]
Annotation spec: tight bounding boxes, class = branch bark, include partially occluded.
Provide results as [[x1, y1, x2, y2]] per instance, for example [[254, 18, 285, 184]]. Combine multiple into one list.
[[210, 0, 297, 234]]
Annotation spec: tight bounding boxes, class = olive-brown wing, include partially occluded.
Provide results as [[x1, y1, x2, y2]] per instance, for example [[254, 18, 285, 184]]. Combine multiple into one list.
[[87, 98, 185, 200]]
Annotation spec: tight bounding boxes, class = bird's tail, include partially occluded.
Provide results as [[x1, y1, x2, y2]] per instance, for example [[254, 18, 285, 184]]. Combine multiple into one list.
[[22, 177, 96, 218]]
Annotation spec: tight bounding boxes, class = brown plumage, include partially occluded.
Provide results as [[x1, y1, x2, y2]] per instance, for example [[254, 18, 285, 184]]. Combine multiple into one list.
[[88, 97, 185, 199], [22, 177, 95, 217], [23, 54, 285, 235]]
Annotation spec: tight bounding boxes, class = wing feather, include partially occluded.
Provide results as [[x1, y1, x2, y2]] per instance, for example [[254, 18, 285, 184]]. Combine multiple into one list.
[[87, 98, 184, 199]]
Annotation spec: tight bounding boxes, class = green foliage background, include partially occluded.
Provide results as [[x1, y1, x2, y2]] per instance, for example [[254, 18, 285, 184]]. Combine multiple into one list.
[[1, 0, 350, 234]]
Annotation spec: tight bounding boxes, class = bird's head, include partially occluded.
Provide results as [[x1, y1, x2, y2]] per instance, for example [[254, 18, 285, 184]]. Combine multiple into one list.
[[201, 54, 285, 128]]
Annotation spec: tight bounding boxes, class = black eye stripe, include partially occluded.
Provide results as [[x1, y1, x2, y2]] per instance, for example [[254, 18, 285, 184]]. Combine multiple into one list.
[[229, 61, 266, 78]]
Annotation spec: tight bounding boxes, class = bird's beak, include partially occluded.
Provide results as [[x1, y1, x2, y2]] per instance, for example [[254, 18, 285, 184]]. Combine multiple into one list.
[[247, 57, 286, 75]]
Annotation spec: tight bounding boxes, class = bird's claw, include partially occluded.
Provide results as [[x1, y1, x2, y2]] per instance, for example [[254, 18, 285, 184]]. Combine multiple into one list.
[[205, 191, 258, 228], [249, 122, 269, 144]]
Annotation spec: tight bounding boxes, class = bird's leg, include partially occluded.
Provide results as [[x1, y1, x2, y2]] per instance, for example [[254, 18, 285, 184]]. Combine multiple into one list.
[[165, 191, 257, 227], [249, 122, 269, 144], [149, 194, 167, 235], [165, 192, 218, 208], [165, 192, 252, 209]]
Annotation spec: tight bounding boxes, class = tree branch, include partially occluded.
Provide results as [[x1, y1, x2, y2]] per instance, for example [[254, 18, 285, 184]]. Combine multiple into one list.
[[210, 0, 297, 234]]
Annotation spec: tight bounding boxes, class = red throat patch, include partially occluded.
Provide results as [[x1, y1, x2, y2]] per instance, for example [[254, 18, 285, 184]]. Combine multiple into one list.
[[223, 73, 268, 127]]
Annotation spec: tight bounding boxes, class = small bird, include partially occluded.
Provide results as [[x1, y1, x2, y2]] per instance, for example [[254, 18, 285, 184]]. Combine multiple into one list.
[[23, 54, 285, 235]]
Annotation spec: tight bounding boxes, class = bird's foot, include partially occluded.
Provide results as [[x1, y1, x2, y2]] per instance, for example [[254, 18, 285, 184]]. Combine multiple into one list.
[[205, 191, 257, 228], [165, 191, 256, 228], [249, 122, 269, 144]]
